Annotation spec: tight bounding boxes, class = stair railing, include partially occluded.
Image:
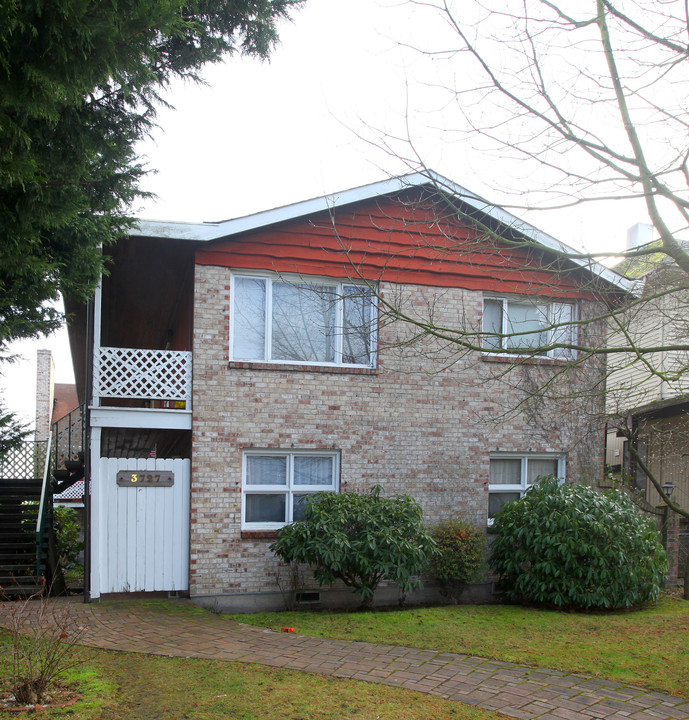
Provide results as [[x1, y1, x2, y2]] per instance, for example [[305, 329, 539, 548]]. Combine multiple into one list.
[[51, 404, 85, 502], [35, 432, 53, 579]]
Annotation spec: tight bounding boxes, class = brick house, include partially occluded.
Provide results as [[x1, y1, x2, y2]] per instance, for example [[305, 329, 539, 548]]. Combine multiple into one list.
[[66, 171, 627, 610]]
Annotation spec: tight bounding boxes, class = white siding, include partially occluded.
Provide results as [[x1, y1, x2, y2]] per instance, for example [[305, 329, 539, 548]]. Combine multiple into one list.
[[607, 289, 689, 414], [642, 415, 689, 512], [92, 457, 190, 596]]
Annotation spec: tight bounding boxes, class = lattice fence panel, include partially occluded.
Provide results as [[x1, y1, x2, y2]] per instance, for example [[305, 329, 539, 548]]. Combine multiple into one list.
[[94, 347, 192, 403], [54, 481, 84, 501], [0, 441, 48, 480]]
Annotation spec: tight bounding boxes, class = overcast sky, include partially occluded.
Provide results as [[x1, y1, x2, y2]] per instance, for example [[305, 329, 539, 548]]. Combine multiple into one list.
[[1, 0, 649, 427]]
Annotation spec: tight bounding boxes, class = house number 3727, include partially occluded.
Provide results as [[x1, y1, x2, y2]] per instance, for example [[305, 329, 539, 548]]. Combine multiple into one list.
[[116, 471, 174, 487]]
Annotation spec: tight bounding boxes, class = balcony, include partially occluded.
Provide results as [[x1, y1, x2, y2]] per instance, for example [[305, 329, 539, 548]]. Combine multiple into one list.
[[91, 347, 192, 429]]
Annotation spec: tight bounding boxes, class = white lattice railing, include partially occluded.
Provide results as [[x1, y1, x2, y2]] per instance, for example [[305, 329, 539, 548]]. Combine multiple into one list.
[[93, 347, 192, 408]]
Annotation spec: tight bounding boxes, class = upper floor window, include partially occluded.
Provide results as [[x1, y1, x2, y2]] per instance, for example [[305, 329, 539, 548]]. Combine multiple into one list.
[[231, 274, 377, 367], [482, 296, 576, 360]]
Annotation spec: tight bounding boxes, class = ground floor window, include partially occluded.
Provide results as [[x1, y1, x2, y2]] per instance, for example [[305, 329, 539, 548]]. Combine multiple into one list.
[[242, 450, 339, 529], [488, 454, 565, 522]]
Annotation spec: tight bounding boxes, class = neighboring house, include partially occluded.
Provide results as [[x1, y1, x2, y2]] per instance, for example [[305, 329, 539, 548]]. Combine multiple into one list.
[[35, 349, 84, 505], [66, 171, 626, 610], [605, 224, 689, 577], [35, 349, 78, 442]]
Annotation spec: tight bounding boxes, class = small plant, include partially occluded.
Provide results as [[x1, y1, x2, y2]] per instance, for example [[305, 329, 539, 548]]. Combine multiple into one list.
[[2, 583, 87, 705], [20, 502, 83, 573], [428, 517, 485, 602], [274, 560, 307, 611], [53, 505, 84, 571], [270, 486, 437, 608], [490, 476, 668, 610]]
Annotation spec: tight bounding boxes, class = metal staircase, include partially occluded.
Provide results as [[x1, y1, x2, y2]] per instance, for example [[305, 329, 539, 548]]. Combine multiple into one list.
[[0, 406, 85, 598], [0, 443, 53, 597], [52, 452, 85, 495]]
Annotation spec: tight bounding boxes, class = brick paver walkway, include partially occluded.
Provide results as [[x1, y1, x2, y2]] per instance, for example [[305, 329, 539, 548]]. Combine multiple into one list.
[[1, 597, 687, 720]]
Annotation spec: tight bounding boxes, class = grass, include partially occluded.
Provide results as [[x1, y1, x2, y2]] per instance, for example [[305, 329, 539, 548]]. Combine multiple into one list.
[[2, 593, 687, 716], [0, 635, 505, 719], [226, 592, 689, 698], [62, 565, 85, 587]]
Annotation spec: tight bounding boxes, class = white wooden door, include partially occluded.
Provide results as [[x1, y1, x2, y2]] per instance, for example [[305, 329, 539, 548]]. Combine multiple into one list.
[[94, 457, 190, 595]]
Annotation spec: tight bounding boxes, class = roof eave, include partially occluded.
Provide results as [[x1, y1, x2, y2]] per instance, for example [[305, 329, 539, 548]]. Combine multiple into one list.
[[131, 170, 634, 294]]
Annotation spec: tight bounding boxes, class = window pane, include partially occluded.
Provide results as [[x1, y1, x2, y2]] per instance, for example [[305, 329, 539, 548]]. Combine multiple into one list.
[[246, 494, 286, 523], [272, 283, 336, 362], [342, 285, 373, 365], [292, 493, 315, 522], [550, 303, 574, 359], [505, 303, 546, 350], [294, 456, 333, 485], [233, 278, 266, 359], [246, 455, 287, 485], [483, 299, 503, 349], [527, 459, 559, 485], [489, 492, 521, 518], [490, 459, 522, 485]]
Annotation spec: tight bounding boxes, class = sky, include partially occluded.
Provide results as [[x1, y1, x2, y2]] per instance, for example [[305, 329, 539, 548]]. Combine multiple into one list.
[[0, 0, 652, 427]]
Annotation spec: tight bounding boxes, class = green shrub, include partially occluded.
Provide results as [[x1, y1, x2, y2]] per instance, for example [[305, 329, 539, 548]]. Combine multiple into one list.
[[428, 517, 485, 602], [270, 486, 437, 608], [53, 505, 84, 571], [490, 476, 668, 610]]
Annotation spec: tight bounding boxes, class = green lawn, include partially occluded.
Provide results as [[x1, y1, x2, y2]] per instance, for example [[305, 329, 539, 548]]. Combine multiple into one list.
[[227, 592, 689, 698], [0, 637, 504, 719], [2, 593, 687, 717]]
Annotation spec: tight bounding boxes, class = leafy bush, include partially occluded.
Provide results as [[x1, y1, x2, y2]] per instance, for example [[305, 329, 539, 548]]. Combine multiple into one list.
[[490, 476, 668, 610], [270, 487, 437, 608], [21, 503, 83, 572], [53, 505, 84, 571], [428, 517, 485, 602]]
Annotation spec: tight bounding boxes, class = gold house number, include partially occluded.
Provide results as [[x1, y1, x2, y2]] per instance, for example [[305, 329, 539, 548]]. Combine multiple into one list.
[[116, 470, 174, 487]]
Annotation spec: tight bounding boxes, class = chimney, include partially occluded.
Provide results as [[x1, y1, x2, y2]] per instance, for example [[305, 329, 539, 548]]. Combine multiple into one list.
[[627, 222, 654, 250], [35, 349, 54, 443]]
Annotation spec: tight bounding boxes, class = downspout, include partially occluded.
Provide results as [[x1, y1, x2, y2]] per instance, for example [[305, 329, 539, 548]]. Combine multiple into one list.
[[83, 295, 94, 602]]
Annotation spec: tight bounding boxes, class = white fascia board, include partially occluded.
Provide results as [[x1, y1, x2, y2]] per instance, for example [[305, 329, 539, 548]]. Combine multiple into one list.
[[89, 407, 192, 430], [133, 220, 222, 242], [131, 175, 421, 242], [131, 170, 633, 293]]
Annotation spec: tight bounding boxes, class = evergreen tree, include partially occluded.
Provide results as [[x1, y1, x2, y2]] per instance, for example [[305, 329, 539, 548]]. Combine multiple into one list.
[[0, 0, 299, 346], [0, 402, 30, 459]]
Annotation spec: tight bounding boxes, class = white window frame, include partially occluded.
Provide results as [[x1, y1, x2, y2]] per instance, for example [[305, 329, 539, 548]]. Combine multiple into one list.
[[482, 296, 577, 360], [488, 453, 566, 525], [241, 449, 340, 530], [230, 272, 378, 368]]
